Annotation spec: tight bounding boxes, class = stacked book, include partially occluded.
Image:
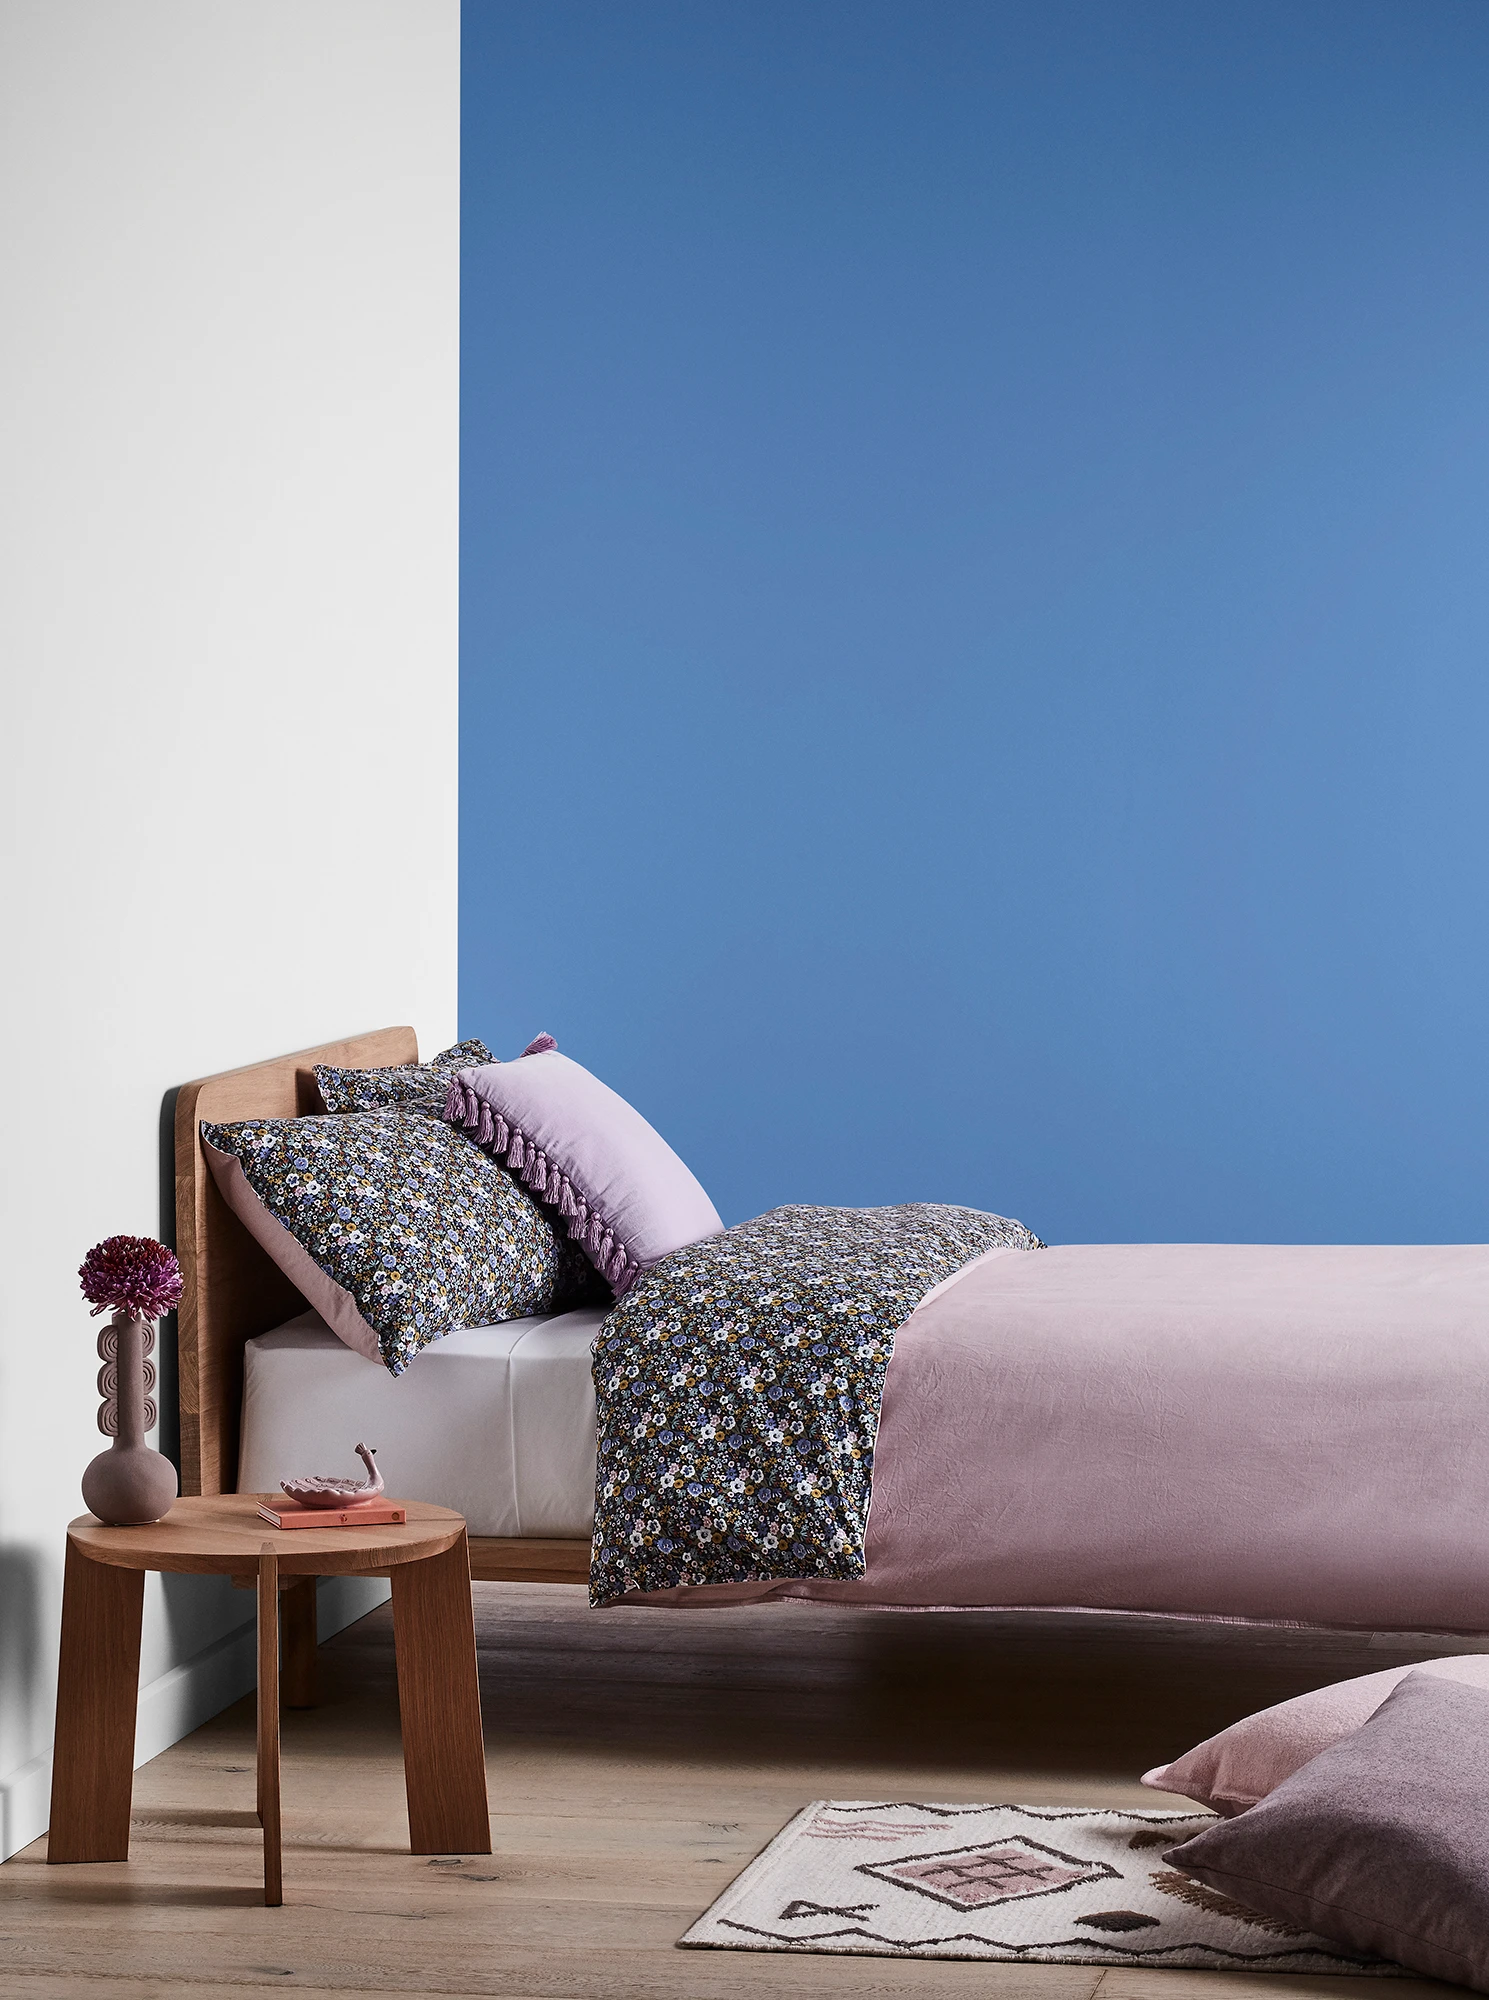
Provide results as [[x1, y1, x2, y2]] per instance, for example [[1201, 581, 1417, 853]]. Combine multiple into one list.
[[257, 1499, 408, 1530]]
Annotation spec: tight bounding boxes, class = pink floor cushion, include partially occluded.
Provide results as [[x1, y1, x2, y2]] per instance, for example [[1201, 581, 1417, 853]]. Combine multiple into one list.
[[1164, 1673, 1489, 1988], [1143, 1651, 1489, 1814]]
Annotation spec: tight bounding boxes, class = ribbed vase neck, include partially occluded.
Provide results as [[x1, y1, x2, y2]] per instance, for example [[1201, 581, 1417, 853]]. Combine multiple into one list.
[[113, 1311, 148, 1449]]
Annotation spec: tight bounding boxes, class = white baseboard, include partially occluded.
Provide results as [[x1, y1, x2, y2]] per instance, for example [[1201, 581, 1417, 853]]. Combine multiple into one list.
[[0, 1751, 51, 1866], [0, 1574, 388, 1862]]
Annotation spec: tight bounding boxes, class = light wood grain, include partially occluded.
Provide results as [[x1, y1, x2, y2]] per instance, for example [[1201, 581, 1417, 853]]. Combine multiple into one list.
[[257, 1546, 282, 1906], [391, 1534, 491, 1855], [282, 1576, 319, 1709], [467, 1537, 590, 1585], [12, 1590, 1457, 1997], [68, 1495, 466, 1576], [174, 1026, 417, 1497], [45, 1542, 144, 1864], [49, 1499, 489, 1910]]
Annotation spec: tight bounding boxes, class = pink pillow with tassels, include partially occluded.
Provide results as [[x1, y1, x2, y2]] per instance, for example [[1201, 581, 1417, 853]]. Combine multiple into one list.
[[443, 1036, 723, 1293]]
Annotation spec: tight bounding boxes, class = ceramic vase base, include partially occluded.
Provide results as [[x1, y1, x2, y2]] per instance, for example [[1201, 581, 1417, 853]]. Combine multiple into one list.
[[82, 1443, 178, 1526]]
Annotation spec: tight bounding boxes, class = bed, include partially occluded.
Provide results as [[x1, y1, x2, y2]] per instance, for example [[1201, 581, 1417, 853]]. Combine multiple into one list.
[[176, 1028, 1489, 1636], [175, 1027, 592, 1586]]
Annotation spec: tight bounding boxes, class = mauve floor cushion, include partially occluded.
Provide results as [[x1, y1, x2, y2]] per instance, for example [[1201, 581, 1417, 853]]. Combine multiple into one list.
[[1144, 1652, 1489, 1814], [1165, 1672, 1489, 1990]]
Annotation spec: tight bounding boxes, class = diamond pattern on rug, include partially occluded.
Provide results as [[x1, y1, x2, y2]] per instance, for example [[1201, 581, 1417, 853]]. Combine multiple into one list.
[[860, 1835, 1116, 1911], [679, 1802, 1411, 1970]]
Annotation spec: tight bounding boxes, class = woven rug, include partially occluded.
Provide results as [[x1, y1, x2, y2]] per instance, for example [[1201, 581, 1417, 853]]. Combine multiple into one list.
[[680, 1802, 1406, 1971]]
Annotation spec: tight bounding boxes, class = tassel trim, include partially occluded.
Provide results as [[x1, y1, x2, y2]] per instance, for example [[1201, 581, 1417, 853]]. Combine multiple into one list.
[[443, 1076, 639, 1292]]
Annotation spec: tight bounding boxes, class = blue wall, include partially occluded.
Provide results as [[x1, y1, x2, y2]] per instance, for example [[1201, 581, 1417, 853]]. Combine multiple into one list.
[[461, 1, 1489, 1244]]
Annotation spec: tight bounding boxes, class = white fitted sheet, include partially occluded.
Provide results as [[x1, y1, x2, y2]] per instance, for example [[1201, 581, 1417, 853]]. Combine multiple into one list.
[[238, 1308, 603, 1537]]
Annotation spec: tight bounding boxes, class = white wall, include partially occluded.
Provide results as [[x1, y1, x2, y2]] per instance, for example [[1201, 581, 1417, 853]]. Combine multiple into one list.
[[0, 0, 460, 1860]]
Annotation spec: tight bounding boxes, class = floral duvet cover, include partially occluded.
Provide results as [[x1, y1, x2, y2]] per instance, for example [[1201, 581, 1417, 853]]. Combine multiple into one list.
[[588, 1202, 1042, 1606]]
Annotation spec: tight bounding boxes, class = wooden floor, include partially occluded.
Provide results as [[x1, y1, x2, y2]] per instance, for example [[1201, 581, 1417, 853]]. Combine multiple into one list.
[[1, 1585, 1455, 1998]]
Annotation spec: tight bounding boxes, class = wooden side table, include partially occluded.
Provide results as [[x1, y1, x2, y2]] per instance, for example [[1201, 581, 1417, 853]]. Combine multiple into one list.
[[47, 1495, 491, 1904]]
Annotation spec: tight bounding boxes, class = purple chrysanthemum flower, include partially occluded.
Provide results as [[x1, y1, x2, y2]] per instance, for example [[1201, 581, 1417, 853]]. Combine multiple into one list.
[[78, 1234, 183, 1321]]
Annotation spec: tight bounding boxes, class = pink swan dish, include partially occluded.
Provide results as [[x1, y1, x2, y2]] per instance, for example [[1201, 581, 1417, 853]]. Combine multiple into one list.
[[280, 1443, 385, 1510]]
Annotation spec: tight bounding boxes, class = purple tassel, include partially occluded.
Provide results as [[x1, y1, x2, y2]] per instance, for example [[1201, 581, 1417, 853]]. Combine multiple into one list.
[[493, 1116, 509, 1151], [508, 1134, 526, 1170], [557, 1181, 578, 1221], [522, 1032, 557, 1057], [477, 1102, 495, 1145]]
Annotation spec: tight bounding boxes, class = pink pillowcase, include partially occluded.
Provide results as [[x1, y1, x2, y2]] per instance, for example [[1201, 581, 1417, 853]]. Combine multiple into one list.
[[443, 1041, 722, 1293], [1142, 1652, 1489, 1814]]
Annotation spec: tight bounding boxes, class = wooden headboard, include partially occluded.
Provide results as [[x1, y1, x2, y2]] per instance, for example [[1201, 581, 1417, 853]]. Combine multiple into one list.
[[173, 1026, 417, 1496]]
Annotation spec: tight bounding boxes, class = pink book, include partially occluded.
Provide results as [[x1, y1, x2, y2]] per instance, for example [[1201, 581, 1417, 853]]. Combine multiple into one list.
[[257, 1500, 408, 1530]]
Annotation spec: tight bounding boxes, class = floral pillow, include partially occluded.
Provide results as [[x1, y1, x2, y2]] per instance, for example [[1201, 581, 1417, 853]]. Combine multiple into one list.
[[201, 1107, 599, 1375], [314, 1039, 496, 1117]]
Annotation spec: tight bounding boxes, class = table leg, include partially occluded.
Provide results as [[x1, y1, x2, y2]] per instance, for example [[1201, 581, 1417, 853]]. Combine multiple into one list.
[[47, 1540, 145, 1863], [281, 1577, 317, 1708], [257, 1546, 282, 1906], [391, 1533, 490, 1854]]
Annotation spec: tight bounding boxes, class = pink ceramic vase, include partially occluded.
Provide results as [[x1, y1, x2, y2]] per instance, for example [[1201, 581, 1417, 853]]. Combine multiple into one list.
[[81, 1311, 178, 1525]]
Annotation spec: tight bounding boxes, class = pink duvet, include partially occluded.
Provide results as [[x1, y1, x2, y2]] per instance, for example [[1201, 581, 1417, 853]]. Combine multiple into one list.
[[641, 1242, 1489, 1631]]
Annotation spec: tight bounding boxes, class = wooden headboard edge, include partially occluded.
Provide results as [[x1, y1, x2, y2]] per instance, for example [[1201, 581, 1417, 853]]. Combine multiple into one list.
[[173, 1026, 418, 1496]]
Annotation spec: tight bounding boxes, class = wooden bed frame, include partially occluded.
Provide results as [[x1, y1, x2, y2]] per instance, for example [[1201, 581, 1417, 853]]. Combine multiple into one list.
[[173, 1027, 590, 1589]]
